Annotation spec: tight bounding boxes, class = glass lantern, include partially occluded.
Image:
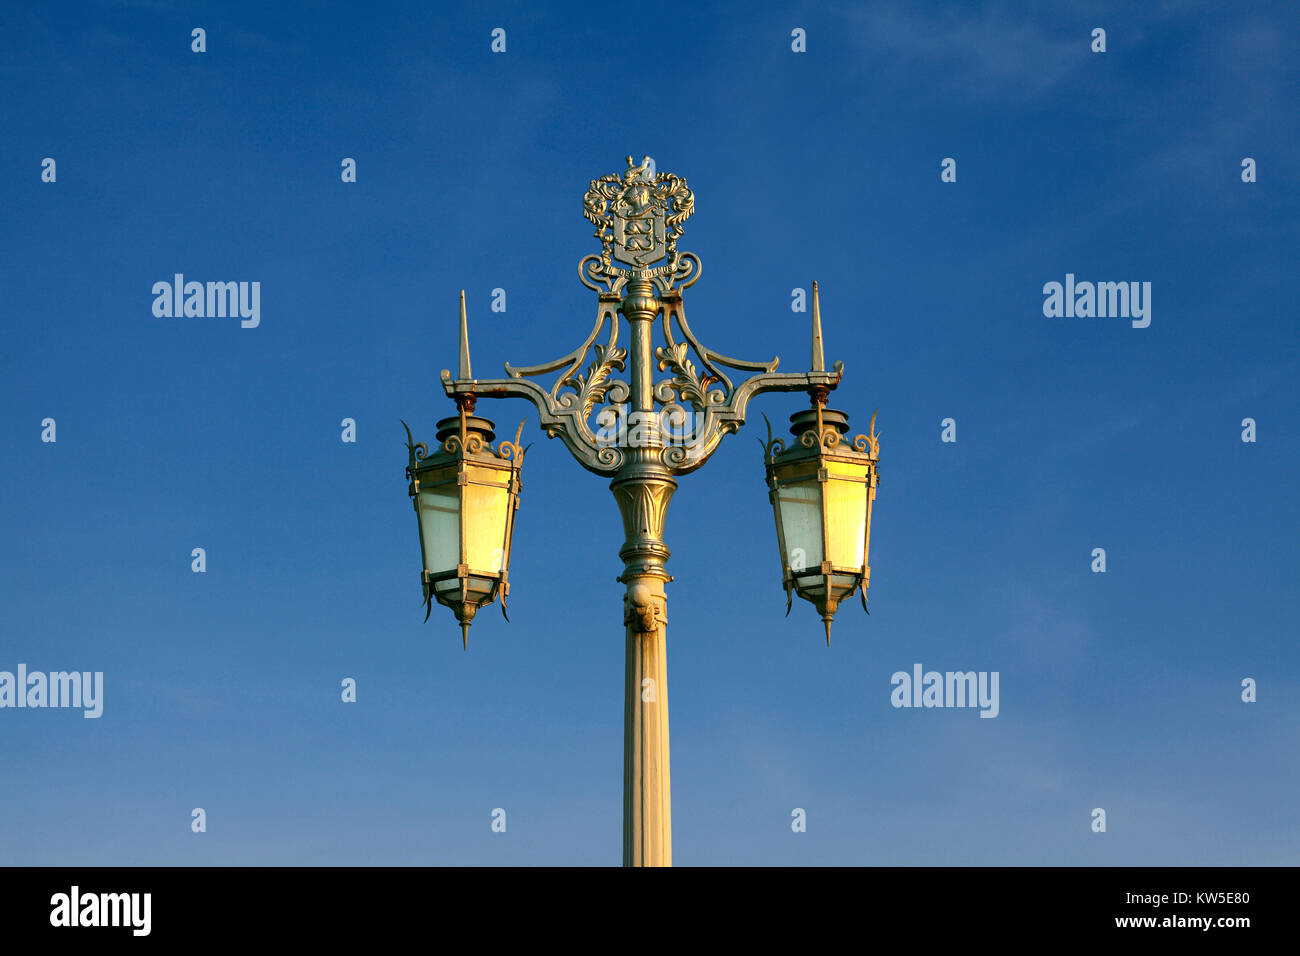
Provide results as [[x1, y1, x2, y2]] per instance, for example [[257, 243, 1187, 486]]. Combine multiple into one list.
[[404, 406, 526, 648], [762, 403, 879, 643]]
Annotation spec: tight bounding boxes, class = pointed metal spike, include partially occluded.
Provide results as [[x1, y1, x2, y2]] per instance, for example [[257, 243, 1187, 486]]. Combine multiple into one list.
[[457, 290, 472, 381], [810, 281, 825, 373], [760, 412, 774, 458], [823, 617, 832, 646], [461, 623, 469, 650]]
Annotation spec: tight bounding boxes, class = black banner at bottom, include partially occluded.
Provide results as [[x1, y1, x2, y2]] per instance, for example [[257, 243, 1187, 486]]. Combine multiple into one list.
[[0, 866, 1285, 942]]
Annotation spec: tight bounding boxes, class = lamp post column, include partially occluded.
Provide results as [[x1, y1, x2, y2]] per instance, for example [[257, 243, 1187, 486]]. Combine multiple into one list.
[[613, 276, 674, 867]]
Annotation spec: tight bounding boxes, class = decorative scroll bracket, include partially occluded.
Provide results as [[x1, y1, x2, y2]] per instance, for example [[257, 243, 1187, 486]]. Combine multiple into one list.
[[439, 157, 844, 477]]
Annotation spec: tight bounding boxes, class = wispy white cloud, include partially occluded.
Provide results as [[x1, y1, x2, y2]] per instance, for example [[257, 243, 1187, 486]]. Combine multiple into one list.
[[840, 2, 1085, 101]]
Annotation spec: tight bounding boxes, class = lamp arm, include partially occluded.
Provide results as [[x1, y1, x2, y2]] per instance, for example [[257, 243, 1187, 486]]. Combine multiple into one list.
[[660, 363, 844, 475], [441, 369, 625, 476]]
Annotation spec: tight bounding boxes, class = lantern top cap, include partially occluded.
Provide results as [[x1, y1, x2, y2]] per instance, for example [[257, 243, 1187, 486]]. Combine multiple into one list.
[[435, 413, 497, 445], [789, 407, 849, 437]]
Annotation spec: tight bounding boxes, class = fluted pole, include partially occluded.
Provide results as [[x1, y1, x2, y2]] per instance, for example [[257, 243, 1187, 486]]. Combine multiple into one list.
[[613, 276, 674, 866]]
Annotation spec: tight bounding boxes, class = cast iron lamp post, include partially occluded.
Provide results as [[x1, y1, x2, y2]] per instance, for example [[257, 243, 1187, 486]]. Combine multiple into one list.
[[403, 157, 881, 866]]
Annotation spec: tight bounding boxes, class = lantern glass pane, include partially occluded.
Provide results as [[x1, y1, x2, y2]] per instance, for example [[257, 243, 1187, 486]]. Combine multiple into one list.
[[466, 574, 498, 599], [824, 467, 868, 569], [776, 480, 824, 570], [793, 572, 860, 605], [417, 483, 460, 575], [801, 578, 827, 596], [462, 467, 510, 573]]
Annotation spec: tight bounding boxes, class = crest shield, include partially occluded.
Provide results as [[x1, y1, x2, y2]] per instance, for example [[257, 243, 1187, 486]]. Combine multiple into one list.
[[583, 155, 695, 275]]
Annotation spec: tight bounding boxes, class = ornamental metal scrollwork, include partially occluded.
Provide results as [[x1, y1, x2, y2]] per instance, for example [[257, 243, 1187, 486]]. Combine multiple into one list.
[[850, 410, 881, 458], [653, 341, 721, 409], [758, 413, 787, 464], [402, 419, 429, 477], [443, 431, 485, 455], [560, 343, 629, 419], [496, 420, 531, 463], [442, 157, 844, 478]]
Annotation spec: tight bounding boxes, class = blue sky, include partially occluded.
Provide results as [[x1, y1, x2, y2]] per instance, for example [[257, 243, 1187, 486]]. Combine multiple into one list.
[[1, 0, 1297, 865]]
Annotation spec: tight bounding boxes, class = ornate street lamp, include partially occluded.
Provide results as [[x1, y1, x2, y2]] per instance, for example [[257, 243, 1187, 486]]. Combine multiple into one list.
[[403, 293, 527, 650], [403, 156, 881, 866]]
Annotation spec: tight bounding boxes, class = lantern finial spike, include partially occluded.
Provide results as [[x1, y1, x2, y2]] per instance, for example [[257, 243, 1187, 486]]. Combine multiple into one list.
[[823, 616, 832, 646], [457, 289, 472, 381], [810, 281, 825, 373], [461, 622, 469, 650]]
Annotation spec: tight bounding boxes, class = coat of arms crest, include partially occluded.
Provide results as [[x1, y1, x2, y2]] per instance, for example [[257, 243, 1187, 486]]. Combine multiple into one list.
[[583, 156, 695, 274]]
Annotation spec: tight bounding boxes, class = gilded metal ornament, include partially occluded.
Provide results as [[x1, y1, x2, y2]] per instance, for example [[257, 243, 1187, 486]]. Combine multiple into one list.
[[441, 158, 843, 477], [408, 157, 882, 868]]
